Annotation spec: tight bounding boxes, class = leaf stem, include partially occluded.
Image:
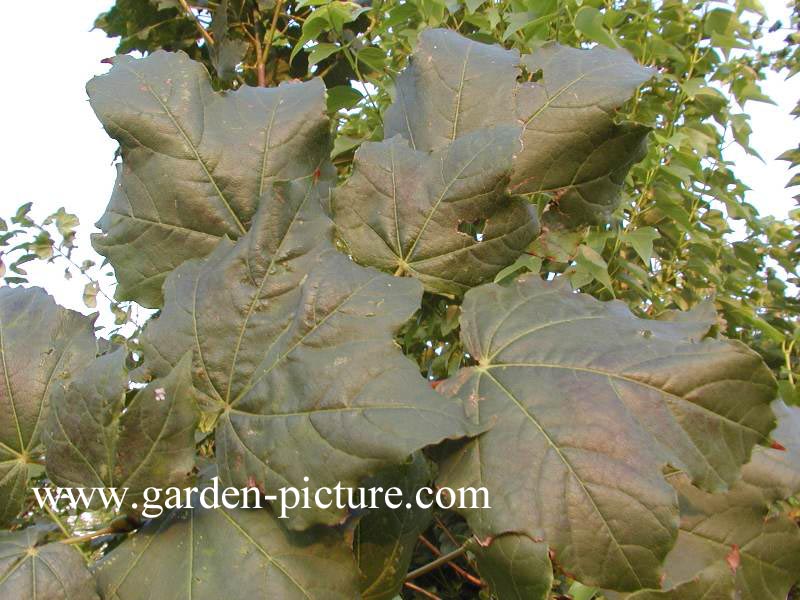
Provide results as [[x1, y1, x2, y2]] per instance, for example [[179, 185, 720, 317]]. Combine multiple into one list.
[[784, 339, 796, 386], [43, 235, 141, 329], [403, 581, 442, 600], [254, 35, 266, 87], [341, 45, 382, 119], [417, 535, 483, 587], [434, 515, 480, 572], [59, 526, 117, 546], [405, 541, 470, 581]]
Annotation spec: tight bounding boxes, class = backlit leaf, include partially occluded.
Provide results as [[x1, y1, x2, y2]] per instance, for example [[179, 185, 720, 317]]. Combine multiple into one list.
[[575, 244, 613, 290], [621, 227, 661, 262], [574, 6, 619, 48]]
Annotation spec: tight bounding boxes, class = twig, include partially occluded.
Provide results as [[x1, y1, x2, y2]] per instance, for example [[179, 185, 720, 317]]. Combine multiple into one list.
[[281, 11, 305, 23], [178, 0, 215, 47], [433, 515, 480, 572], [433, 515, 459, 547], [319, 8, 382, 119], [341, 45, 382, 119], [404, 581, 442, 600], [417, 536, 483, 587], [783, 340, 796, 386], [44, 241, 141, 330], [60, 526, 117, 546], [257, 0, 285, 87], [405, 541, 470, 581], [49, 246, 112, 304], [254, 35, 266, 87]]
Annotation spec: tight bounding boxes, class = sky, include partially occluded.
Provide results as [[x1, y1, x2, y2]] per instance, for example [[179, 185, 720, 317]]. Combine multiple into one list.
[[1, 1, 121, 322], [0, 0, 798, 327]]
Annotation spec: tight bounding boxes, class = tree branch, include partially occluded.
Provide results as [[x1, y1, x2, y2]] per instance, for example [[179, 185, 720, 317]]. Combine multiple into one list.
[[257, 0, 285, 87], [178, 0, 214, 47]]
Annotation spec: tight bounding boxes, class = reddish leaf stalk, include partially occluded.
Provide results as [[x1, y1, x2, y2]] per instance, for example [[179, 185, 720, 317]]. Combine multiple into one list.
[[417, 535, 484, 587]]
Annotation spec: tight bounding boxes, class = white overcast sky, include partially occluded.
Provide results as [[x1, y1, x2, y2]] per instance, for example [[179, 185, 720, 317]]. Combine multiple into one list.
[[1, 1, 798, 324]]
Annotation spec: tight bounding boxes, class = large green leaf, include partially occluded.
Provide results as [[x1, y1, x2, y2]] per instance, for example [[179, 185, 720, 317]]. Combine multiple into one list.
[[93, 486, 359, 599], [140, 177, 332, 410], [382, 29, 654, 226], [435, 275, 776, 591], [384, 29, 520, 152], [0, 287, 96, 526], [88, 50, 332, 307], [0, 527, 99, 599], [624, 401, 800, 600], [45, 349, 197, 512], [355, 453, 433, 600], [514, 45, 653, 226], [472, 534, 552, 600], [140, 182, 480, 529], [332, 127, 540, 295]]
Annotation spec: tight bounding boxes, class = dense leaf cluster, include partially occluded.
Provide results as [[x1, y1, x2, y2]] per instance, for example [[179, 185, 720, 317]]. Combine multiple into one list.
[[1, 2, 799, 599], [7, 0, 797, 387]]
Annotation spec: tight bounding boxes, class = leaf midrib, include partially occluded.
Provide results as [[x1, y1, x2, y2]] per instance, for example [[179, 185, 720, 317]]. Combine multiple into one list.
[[0, 312, 24, 453], [450, 42, 474, 142], [521, 60, 633, 129], [217, 509, 313, 599], [680, 527, 790, 576], [481, 368, 646, 588], [100, 518, 161, 597], [401, 135, 501, 264], [486, 362, 767, 438], [117, 371, 189, 491], [35, 551, 72, 599], [229, 275, 378, 409], [258, 95, 280, 197], [106, 210, 222, 239], [117, 63, 246, 235], [222, 179, 319, 405], [0, 548, 28, 587]]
